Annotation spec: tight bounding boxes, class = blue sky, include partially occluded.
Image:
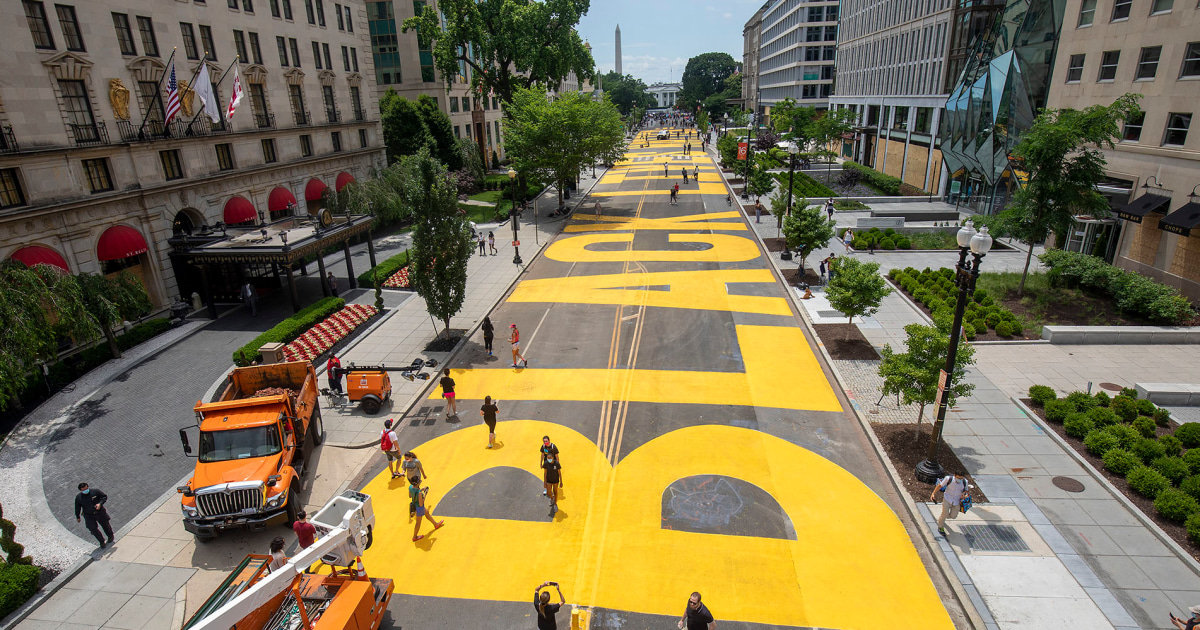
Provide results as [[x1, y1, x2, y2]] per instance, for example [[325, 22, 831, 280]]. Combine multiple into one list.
[[575, 0, 761, 85]]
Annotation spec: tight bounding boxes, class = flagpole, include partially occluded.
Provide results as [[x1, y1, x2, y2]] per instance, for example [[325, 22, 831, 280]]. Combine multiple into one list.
[[177, 53, 209, 136], [186, 54, 240, 135], [136, 48, 178, 140]]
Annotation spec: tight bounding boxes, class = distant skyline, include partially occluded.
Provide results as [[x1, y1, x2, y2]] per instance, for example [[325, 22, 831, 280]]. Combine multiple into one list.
[[575, 0, 755, 85]]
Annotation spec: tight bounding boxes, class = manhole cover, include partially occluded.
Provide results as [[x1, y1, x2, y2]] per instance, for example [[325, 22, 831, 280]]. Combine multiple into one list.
[[1099, 382, 1124, 392], [959, 524, 1030, 552], [817, 310, 845, 318], [1052, 476, 1085, 492]]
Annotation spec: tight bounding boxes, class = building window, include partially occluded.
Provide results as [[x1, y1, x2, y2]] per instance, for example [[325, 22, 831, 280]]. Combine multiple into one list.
[[137, 16, 159, 57], [350, 86, 362, 119], [1066, 54, 1085, 82], [249, 32, 263, 64], [290, 38, 301, 67], [316, 0, 326, 26], [160, 150, 184, 180], [359, 128, 367, 147], [1122, 112, 1145, 141], [215, 143, 235, 170], [300, 134, 313, 156], [1078, 0, 1096, 25], [463, 96, 470, 111], [482, 97, 489, 111], [824, 25, 837, 41], [1098, 50, 1120, 81], [59, 79, 97, 131], [495, 120, 501, 144], [0, 169, 26, 209], [806, 26, 822, 42], [1151, 0, 1173, 13], [228, 0, 238, 8], [305, 0, 315, 24], [450, 97, 459, 112], [139, 81, 165, 126], [1182, 42, 1200, 78], [342, 45, 351, 71], [336, 2, 344, 29], [1163, 112, 1192, 146], [808, 6, 822, 21], [55, 5, 85, 52], [454, 125, 460, 138], [270, 0, 280, 17], [243, 0, 254, 12], [277, 36, 289, 65], [23, 1, 55, 50], [331, 131, 342, 152], [290, 84, 307, 123], [312, 41, 322, 69], [181, 23, 200, 59], [200, 25, 217, 61], [1111, 0, 1131, 20], [345, 5, 353, 32], [113, 13, 136, 55], [283, 0, 293, 20], [1136, 46, 1161, 79], [82, 158, 114, 192], [262, 138, 278, 162], [322, 85, 336, 121], [914, 107, 932, 134], [351, 47, 358, 71], [249, 83, 268, 119], [893, 106, 910, 130], [805, 46, 820, 62], [234, 30, 248, 62], [322, 43, 332, 69]]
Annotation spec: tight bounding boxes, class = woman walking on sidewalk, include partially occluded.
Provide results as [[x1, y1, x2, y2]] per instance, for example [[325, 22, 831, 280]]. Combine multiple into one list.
[[488, 231, 497, 255]]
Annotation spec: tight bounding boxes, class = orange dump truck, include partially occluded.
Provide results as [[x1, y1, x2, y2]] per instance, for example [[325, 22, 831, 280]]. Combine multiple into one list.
[[178, 361, 324, 541]]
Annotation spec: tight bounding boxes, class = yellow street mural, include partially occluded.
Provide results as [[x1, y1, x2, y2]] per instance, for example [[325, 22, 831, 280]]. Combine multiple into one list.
[[544, 233, 760, 263]]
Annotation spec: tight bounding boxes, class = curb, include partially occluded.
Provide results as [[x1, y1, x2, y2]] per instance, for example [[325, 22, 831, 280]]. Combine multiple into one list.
[[715, 165, 989, 630], [1012, 395, 1200, 576]]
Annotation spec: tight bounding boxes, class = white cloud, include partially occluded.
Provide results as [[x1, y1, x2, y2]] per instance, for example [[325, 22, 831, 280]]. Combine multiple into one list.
[[618, 54, 690, 84], [723, 12, 733, 18]]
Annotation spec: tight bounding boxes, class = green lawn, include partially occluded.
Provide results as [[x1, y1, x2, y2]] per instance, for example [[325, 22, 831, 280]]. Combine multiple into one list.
[[458, 203, 506, 224], [469, 190, 503, 203], [906, 232, 960, 250]]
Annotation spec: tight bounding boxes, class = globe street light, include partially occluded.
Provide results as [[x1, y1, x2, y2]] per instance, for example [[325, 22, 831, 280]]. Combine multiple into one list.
[[780, 142, 801, 259], [508, 168, 522, 265], [915, 221, 993, 483]]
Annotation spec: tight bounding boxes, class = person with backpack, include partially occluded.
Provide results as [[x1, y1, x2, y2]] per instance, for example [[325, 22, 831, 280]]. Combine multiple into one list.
[[381, 419, 401, 478], [930, 471, 970, 536]]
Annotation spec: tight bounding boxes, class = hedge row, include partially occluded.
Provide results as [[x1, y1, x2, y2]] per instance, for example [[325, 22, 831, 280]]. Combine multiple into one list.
[[771, 171, 838, 200], [232, 297, 346, 366], [840, 227, 912, 250], [0, 562, 40, 619], [357, 249, 410, 288], [1039, 249, 1195, 325], [888, 266, 1024, 339], [842, 160, 927, 196], [1030, 384, 1200, 539]]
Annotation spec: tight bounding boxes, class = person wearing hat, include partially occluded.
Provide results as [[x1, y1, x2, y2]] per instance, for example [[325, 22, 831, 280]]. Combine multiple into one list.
[[1170, 606, 1200, 629], [509, 324, 528, 368]]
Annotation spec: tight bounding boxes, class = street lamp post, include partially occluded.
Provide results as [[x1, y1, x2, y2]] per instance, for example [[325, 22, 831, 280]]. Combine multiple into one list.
[[915, 221, 993, 483], [779, 143, 800, 257], [742, 112, 756, 200], [508, 168, 522, 266]]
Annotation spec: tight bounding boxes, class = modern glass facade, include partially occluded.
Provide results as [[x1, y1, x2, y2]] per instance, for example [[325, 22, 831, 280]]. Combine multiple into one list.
[[368, 1, 402, 85]]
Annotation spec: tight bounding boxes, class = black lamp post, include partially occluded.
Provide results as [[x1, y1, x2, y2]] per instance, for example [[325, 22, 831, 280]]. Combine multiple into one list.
[[915, 221, 993, 483], [508, 168, 522, 265], [742, 111, 756, 200]]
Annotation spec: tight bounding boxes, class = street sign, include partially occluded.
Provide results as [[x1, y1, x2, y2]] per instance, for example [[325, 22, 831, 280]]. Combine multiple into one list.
[[512, 240, 520, 247]]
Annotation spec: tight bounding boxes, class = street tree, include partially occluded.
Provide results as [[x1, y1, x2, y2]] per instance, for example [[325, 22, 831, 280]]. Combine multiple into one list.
[[770, 99, 819, 150], [747, 169, 776, 202], [996, 93, 1141, 295], [878, 323, 976, 441], [77, 272, 152, 360], [825, 257, 893, 329], [783, 203, 836, 268], [680, 52, 739, 112], [380, 90, 434, 164], [602, 71, 656, 116], [402, 148, 475, 337], [700, 72, 742, 121], [810, 108, 857, 182], [716, 133, 739, 168], [727, 109, 750, 128], [402, 0, 594, 109], [416, 94, 463, 171]]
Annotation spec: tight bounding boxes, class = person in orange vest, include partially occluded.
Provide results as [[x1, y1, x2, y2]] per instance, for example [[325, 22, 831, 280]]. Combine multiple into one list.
[[326, 355, 343, 394]]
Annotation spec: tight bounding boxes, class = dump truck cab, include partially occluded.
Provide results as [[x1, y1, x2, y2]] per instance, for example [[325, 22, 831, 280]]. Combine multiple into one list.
[[178, 361, 323, 541]]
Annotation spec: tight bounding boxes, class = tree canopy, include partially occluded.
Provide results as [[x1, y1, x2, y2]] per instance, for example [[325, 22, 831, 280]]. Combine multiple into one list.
[[379, 90, 463, 170], [402, 0, 595, 108], [825, 257, 893, 327], [601, 71, 657, 116], [878, 322, 976, 439], [680, 52, 739, 113], [783, 204, 836, 267]]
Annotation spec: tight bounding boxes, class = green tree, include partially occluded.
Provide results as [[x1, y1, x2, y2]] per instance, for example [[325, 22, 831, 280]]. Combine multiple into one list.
[[459, 138, 487, 183], [679, 52, 739, 112], [416, 94, 463, 170], [77, 272, 151, 359], [696, 110, 710, 134], [878, 323, 976, 440], [402, 0, 594, 109], [746, 169, 776, 202], [810, 108, 857, 182], [771, 99, 818, 150], [602, 71, 656, 116], [996, 93, 1141, 295], [727, 109, 749, 128], [783, 203, 836, 268], [700, 72, 742, 121], [825, 257, 893, 329], [716, 133, 739, 168], [402, 148, 474, 337], [380, 90, 434, 164]]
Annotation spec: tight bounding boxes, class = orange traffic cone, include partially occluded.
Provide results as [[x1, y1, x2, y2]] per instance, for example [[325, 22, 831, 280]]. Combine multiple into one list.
[[354, 557, 367, 579]]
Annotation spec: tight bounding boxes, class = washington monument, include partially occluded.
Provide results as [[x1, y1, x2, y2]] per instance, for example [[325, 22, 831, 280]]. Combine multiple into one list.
[[615, 24, 622, 75]]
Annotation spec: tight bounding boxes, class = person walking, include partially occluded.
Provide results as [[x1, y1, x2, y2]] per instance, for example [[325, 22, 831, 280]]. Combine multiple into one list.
[[74, 482, 114, 549], [411, 483, 445, 542], [403, 451, 427, 517], [825, 197, 835, 220], [754, 199, 763, 224], [819, 258, 827, 285], [842, 229, 855, 253], [381, 419, 401, 478], [822, 253, 838, 281], [679, 592, 716, 630], [326, 355, 343, 394], [482, 316, 495, 356], [327, 272, 339, 297], [268, 536, 288, 571], [439, 368, 457, 417], [594, 201, 602, 217], [293, 510, 317, 550], [241, 281, 258, 317], [478, 233, 487, 256], [488, 231, 497, 255], [930, 471, 969, 536], [664, 163, 669, 178], [1169, 605, 1200, 630], [481, 395, 499, 448], [540, 436, 562, 515], [510, 324, 528, 368], [670, 185, 678, 205], [682, 168, 689, 183], [693, 165, 699, 180], [535, 582, 566, 630]]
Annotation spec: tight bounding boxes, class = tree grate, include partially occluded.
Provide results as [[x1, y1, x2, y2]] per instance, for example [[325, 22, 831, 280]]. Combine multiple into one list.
[[959, 524, 1030, 552]]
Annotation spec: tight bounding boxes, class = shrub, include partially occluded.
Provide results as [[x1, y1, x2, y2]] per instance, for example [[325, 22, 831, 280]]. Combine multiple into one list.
[[880, 237, 896, 250], [1182, 476, 1200, 502], [853, 237, 869, 250], [994, 321, 1014, 337], [1039, 249, 1196, 324], [1132, 438, 1168, 464], [1029, 385, 1057, 406], [1044, 399, 1075, 423], [985, 312, 1001, 329], [1154, 408, 1172, 428], [1136, 399, 1157, 417], [1104, 424, 1142, 450], [1126, 465, 1170, 499], [1087, 406, 1118, 428], [233, 297, 346, 366], [1084, 430, 1121, 456], [1064, 413, 1094, 439], [972, 288, 990, 303], [1133, 416, 1157, 438], [1110, 396, 1138, 423], [1094, 391, 1111, 407], [1102, 448, 1141, 476], [357, 249, 410, 288], [1177, 423, 1200, 448], [0, 562, 40, 620], [897, 238, 912, 250], [1155, 488, 1200, 522], [1185, 449, 1200, 475], [1065, 391, 1098, 413], [1160, 434, 1184, 457], [1008, 321, 1024, 336], [1120, 387, 1139, 399], [1187, 512, 1200, 544], [842, 160, 927, 195], [1152, 456, 1191, 486]]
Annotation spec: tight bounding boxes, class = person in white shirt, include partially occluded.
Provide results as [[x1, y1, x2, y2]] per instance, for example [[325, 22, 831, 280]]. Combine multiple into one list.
[[267, 536, 288, 571], [930, 472, 969, 536]]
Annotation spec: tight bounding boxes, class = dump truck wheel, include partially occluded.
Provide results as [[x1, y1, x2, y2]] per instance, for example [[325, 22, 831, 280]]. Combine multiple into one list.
[[311, 408, 324, 445], [194, 533, 214, 544], [285, 482, 300, 525], [361, 395, 382, 415]]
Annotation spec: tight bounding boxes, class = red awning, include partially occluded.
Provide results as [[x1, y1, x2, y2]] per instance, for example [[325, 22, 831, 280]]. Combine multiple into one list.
[[223, 196, 257, 225], [305, 178, 328, 201], [335, 172, 356, 192], [9, 245, 69, 272], [267, 187, 297, 213], [97, 225, 148, 261]]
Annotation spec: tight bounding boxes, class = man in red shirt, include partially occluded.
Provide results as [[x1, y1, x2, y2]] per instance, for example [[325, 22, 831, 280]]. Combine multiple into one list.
[[326, 355, 343, 394], [293, 510, 316, 549]]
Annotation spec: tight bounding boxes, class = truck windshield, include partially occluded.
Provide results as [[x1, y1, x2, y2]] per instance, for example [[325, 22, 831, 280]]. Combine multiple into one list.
[[198, 426, 282, 462]]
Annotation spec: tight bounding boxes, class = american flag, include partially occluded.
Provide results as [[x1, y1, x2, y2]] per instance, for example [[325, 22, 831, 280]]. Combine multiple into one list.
[[227, 64, 244, 121], [164, 61, 181, 123]]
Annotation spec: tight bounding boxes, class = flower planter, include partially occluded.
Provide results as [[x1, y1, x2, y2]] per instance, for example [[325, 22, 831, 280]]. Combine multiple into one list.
[[282, 304, 378, 362]]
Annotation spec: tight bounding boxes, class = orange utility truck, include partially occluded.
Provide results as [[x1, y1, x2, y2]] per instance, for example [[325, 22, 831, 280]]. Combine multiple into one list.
[[178, 361, 324, 541]]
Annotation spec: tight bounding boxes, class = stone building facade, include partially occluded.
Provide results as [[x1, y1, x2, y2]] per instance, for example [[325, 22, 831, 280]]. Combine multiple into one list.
[[0, 0, 386, 306]]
